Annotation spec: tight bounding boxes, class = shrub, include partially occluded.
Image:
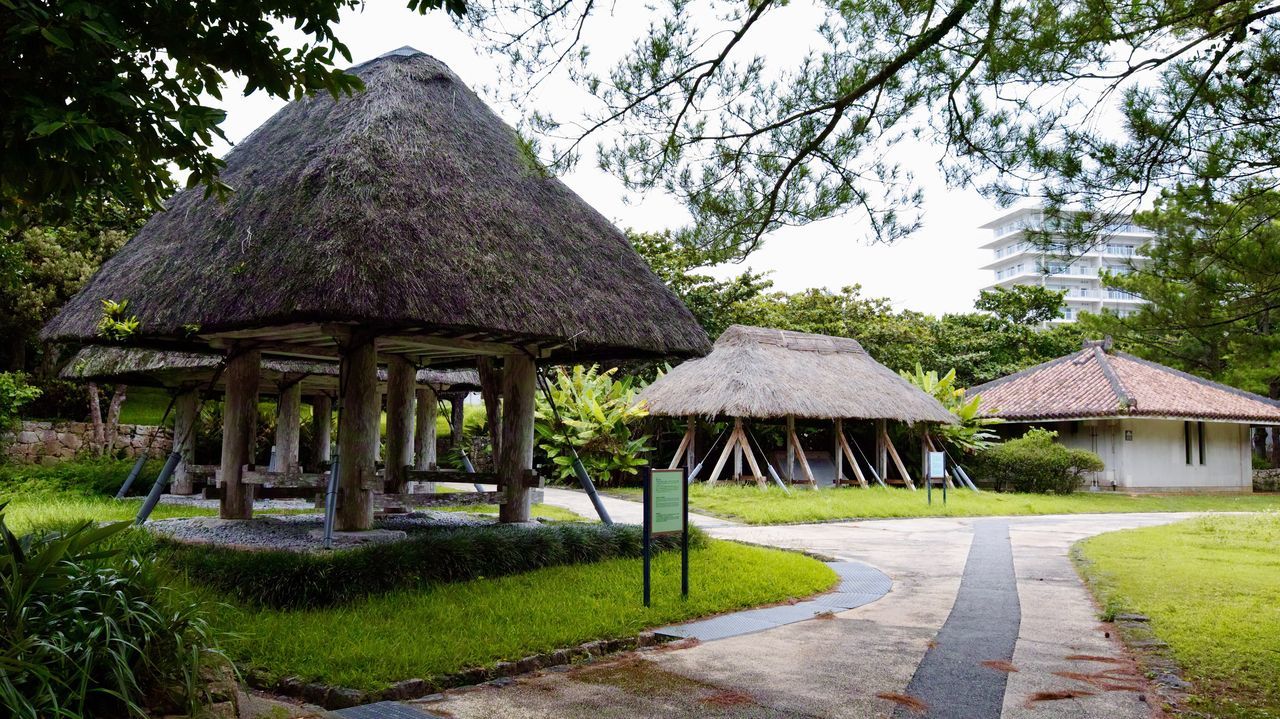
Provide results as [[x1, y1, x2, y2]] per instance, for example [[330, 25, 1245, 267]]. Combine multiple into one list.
[[0, 372, 41, 432], [973, 428, 1103, 494], [161, 522, 703, 609], [0, 457, 162, 498], [0, 512, 218, 718], [535, 365, 652, 487]]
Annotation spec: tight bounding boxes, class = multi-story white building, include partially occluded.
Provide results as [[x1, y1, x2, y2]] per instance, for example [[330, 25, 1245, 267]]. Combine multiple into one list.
[[979, 207, 1153, 323]]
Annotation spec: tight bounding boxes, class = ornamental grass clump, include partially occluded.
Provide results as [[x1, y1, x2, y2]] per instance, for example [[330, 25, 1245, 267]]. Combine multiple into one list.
[[0, 510, 219, 718], [974, 428, 1104, 494], [161, 522, 700, 610]]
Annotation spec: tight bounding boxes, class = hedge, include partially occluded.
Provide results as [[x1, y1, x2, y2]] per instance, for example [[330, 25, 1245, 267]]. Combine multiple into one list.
[[973, 428, 1104, 494], [160, 522, 702, 609]]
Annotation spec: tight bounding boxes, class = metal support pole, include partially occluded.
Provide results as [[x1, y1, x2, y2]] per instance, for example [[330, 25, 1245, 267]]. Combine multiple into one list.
[[134, 451, 182, 525], [115, 454, 148, 499]]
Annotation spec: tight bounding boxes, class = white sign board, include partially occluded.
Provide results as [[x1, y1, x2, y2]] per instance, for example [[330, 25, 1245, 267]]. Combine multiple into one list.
[[928, 451, 946, 480]]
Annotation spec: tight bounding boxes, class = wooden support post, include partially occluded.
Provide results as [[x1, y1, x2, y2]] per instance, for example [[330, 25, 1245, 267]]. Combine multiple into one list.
[[786, 415, 797, 482], [219, 350, 260, 520], [837, 428, 869, 488], [732, 417, 744, 481], [414, 386, 438, 471], [274, 377, 302, 472], [477, 357, 502, 462], [498, 354, 536, 523], [337, 338, 378, 531], [310, 394, 332, 470], [449, 396, 465, 452], [788, 425, 817, 486], [833, 418, 844, 484], [707, 422, 738, 485], [384, 356, 416, 493], [685, 418, 696, 471], [169, 389, 198, 495], [669, 422, 694, 469], [875, 418, 888, 483], [883, 425, 915, 490], [921, 433, 931, 492], [737, 427, 765, 488]]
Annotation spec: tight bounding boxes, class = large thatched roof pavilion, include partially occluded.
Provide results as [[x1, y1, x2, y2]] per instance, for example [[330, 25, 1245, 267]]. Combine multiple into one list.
[[61, 346, 480, 494], [639, 325, 955, 488], [44, 48, 709, 529]]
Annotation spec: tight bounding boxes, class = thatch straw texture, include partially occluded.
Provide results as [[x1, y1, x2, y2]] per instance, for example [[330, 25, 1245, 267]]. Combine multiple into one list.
[[61, 346, 479, 393], [638, 325, 956, 423], [42, 48, 709, 363]]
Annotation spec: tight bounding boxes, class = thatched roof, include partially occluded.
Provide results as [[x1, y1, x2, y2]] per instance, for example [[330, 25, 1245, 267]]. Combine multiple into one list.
[[637, 325, 957, 423], [970, 341, 1280, 423], [61, 346, 480, 395], [42, 48, 709, 364]]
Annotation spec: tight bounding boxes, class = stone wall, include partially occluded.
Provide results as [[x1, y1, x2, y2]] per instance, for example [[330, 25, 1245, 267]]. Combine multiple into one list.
[[1254, 468, 1280, 492], [2, 421, 172, 465]]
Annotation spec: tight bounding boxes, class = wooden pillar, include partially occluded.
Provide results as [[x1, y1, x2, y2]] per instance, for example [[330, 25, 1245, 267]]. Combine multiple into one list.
[[833, 418, 844, 484], [497, 354, 535, 523], [921, 433, 930, 490], [384, 356, 416, 493], [786, 415, 796, 482], [449, 396, 465, 452], [733, 417, 744, 481], [414, 386, 438, 471], [875, 418, 889, 482], [274, 377, 302, 472], [169, 388, 199, 495], [686, 418, 697, 471], [219, 350, 260, 519], [477, 357, 502, 462], [310, 394, 332, 469], [336, 339, 378, 531]]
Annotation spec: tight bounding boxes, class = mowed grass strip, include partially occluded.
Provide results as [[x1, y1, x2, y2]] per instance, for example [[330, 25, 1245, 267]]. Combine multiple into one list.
[[214, 540, 837, 691], [1076, 514, 1280, 719], [606, 485, 1280, 524]]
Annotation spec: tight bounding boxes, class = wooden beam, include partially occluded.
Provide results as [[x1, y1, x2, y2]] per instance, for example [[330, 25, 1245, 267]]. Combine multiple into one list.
[[833, 418, 844, 485], [379, 491, 506, 508], [498, 353, 535, 523], [685, 418, 697, 471], [337, 338, 379, 530], [788, 426, 817, 487], [669, 423, 694, 470], [732, 417, 744, 481], [837, 427, 869, 488], [706, 424, 739, 485], [875, 418, 889, 483], [882, 425, 915, 490], [240, 468, 325, 487], [384, 356, 416, 493], [219, 350, 260, 519], [786, 415, 796, 482], [169, 389, 199, 495], [737, 427, 766, 488]]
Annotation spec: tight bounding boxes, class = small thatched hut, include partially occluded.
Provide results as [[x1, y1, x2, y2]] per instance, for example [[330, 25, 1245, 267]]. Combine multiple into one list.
[[639, 325, 955, 488], [44, 48, 709, 528], [61, 345, 480, 493]]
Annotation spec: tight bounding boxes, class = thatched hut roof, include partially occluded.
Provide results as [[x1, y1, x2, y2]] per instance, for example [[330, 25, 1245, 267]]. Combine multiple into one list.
[[42, 48, 709, 364], [61, 346, 480, 395], [637, 325, 956, 423]]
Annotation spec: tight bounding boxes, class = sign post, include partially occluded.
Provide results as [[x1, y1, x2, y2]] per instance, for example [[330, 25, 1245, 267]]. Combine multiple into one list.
[[644, 466, 689, 607], [927, 450, 946, 505]]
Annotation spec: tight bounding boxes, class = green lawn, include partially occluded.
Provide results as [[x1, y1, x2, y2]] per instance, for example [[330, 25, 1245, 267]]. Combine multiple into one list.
[[1075, 514, 1280, 719], [212, 539, 836, 691], [605, 484, 1280, 524]]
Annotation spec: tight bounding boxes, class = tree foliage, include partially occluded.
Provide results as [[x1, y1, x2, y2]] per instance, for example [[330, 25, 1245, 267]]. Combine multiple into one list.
[[534, 365, 653, 486], [899, 365, 1001, 453], [466, 0, 1280, 256], [975, 286, 1066, 326], [1, 0, 465, 231]]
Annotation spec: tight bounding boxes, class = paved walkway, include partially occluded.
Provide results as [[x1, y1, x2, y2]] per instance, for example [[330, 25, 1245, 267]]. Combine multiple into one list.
[[403, 499, 1195, 718]]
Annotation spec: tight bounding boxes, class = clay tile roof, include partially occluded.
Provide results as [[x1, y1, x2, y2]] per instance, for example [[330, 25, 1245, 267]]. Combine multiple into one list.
[[969, 344, 1280, 423]]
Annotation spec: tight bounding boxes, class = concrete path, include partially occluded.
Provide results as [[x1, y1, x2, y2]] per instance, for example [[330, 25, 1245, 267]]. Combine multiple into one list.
[[410, 510, 1196, 718]]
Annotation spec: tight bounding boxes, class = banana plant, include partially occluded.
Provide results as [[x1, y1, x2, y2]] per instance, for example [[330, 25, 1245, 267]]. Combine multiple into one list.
[[900, 364, 1003, 453]]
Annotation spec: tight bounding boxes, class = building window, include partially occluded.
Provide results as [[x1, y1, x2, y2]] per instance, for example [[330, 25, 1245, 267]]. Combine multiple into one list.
[[1198, 421, 1206, 465], [1184, 421, 1193, 465]]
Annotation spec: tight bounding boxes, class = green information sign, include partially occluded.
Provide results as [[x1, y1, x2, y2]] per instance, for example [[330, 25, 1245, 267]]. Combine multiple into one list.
[[649, 468, 686, 535]]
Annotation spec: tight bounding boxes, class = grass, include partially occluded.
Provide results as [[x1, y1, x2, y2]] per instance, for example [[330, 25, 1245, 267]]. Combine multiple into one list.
[[1075, 514, 1280, 719], [117, 386, 175, 425], [604, 484, 1280, 524], [211, 539, 837, 691]]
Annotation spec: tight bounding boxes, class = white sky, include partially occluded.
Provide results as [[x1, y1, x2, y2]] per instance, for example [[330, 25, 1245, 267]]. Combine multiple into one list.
[[209, 3, 1006, 317]]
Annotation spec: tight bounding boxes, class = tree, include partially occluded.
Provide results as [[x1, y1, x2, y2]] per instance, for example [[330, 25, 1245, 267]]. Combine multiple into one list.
[[628, 229, 771, 338], [1080, 183, 1280, 460], [2, 0, 465, 232], [975, 286, 1066, 326], [465, 1, 1280, 256]]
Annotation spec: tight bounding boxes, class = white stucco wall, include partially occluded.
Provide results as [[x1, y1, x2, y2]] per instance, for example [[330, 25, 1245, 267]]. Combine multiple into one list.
[[1050, 418, 1252, 491]]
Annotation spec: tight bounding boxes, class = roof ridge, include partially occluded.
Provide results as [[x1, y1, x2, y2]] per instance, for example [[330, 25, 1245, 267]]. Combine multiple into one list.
[[1093, 346, 1135, 412]]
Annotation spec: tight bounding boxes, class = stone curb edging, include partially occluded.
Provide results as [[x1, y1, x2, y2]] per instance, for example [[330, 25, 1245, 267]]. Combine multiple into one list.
[[245, 631, 670, 710]]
